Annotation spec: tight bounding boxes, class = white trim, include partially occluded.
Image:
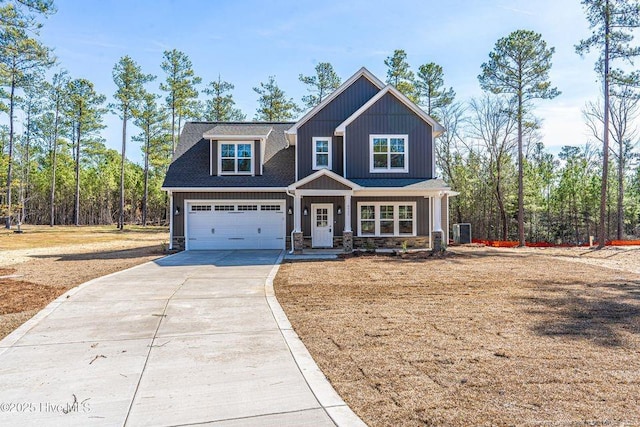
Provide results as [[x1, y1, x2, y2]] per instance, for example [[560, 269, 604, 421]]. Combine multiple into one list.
[[342, 132, 347, 178], [162, 187, 287, 192], [356, 201, 417, 237], [294, 189, 354, 196], [209, 140, 214, 176], [311, 203, 334, 248], [168, 191, 174, 250], [312, 136, 332, 170], [203, 133, 271, 140], [369, 134, 409, 173], [444, 194, 449, 243], [288, 168, 361, 191], [183, 199, 286, 251], [217, 141, 254, 176], [285, 67, 385, 144], [294, 138, 298, 182], [334, 85, 445, 137], [344, 194, 352, 233]]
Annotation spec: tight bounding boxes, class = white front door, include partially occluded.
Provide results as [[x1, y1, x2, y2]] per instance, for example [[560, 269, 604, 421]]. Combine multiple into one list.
[[311, 204, 333, 248]]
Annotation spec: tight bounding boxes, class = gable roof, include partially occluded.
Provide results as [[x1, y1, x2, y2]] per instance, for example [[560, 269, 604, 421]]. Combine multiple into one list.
[[334, 85, 445, 137], [285, 67, 385, 143], [163, 122, 295, 189], [288, 168, 362, 190]]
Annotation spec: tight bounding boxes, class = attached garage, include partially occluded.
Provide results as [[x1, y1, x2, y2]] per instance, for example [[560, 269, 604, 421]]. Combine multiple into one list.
[[185, 200, 286, 250]]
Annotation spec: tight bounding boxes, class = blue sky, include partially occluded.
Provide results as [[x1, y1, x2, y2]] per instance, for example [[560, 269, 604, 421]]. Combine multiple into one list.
[[33, 0, 600, 164]]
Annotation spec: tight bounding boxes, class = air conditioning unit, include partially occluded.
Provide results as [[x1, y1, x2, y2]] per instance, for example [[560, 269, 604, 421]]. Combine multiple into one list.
[[453, 223, 471, 244]]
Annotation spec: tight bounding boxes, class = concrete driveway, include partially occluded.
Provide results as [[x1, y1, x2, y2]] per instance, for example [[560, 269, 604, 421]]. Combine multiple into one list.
[[0, 250, 365, 427]]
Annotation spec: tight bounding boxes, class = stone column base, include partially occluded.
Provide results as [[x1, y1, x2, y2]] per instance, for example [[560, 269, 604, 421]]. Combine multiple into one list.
[[293, 232, 304, 254], [343, 231, 353, 252], [432, 231, 444, 252]]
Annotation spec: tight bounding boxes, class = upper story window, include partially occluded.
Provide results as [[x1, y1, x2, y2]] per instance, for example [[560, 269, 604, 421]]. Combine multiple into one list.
[[370, 134, 408, 173], [219, 142, 253, 175], [312, 137, 332, 170]]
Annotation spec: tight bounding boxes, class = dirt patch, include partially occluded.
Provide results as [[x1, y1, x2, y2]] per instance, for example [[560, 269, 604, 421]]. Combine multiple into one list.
[[274, 247, 640, 426], [0, 280, 61, 315]]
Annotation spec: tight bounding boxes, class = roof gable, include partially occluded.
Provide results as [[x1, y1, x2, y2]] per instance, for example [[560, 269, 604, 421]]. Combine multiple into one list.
[[285, 67, 385, 143], [288, 168, 361, 190], [334, 85, 445, 137]]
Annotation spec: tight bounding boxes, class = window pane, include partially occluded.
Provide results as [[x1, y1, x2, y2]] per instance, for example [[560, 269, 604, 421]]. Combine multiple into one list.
[[380, 205, 394, 219], [373, 153, 388, 168], [316, 153, 328, 167], [221, 144, 235, 158], [360, 205, 375, 220], [399, 220, 413, 234], [390, 153, 405, 168], [373, 138, 388, 153], [237, 158, 251, 172], [380, 220, 394, 234], [221, 159, 235, 172], [316, 140, 329, 153], [399, 205, 413, 219], [237, 144, 252, 158], [361, 221, 375, 235], [390, 138, 405, 153]]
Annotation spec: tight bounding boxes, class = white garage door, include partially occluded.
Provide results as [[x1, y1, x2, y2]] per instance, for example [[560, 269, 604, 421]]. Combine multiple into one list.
[[186, 201, 285, 250]]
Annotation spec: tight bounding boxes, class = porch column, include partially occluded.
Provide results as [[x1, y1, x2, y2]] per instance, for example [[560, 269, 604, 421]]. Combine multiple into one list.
[[432, 192, 444, 252], [343, 193, 353, 252], [293, 193, 303, 253], [344, 194, 352, 232], [294, 193, 302, 232]]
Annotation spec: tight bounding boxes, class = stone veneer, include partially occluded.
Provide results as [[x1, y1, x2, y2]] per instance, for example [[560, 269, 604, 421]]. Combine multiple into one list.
[[172, 236, 185, 251], [293, 232, 304, 254], [343, 231, 353, 252]]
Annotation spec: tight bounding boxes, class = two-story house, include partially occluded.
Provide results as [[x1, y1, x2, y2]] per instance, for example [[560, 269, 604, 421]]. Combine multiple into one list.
[[162, 67, 456, 253]]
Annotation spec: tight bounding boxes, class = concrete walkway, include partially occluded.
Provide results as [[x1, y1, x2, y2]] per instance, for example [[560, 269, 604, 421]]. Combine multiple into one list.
[[0, 250, 366, 427]]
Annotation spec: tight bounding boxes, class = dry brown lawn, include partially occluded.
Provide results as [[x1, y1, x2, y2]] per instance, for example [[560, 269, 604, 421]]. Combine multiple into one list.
[[0, 225, 169, 339], [274, 246, 640, 426]]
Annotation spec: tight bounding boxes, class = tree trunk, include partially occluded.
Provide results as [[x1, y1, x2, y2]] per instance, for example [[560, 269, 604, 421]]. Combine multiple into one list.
[[5, 73, 16, 229], [517, 91, 525, 247], [119, 112, 127, 230], [74, 115, 81, 226], [49, 93, 61, 227], [599, 1, 610, 249], [617, 141, 624, 240], [142, 126, 150, 226]]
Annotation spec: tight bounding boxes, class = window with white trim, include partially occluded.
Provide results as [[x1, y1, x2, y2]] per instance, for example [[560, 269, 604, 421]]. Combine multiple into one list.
[[357, 202, 416, 236], [370, 134, 408, 173], [219, 142, 253, 175], [312, 137, 332, 170]]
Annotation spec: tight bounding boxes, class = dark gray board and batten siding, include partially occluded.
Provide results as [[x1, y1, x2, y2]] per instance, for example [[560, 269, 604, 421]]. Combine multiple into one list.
[[345, 92, 434, 180], [297, 76, 380, 180]]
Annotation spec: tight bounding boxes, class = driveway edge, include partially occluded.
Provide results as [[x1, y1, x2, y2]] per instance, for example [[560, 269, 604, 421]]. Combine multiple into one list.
[[265, 251, 368, 427], [0, 251, 183, 352]]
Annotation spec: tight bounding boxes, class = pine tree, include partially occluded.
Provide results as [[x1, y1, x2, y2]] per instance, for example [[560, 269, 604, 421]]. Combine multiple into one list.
[[160, 49, 202, 153], [415, 62, 455, 120], [479, 29, 560, 247], [203, 75, 245, 121], [253, 76, 299, 121], [66, 78, 106, 226], [384, 49, 417, 102], [576, 0, 640, 247], [112, 56, 154, 229], [298, 62, 341, 109]]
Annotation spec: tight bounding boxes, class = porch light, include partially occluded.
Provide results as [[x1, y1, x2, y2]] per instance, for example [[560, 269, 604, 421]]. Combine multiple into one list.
[[303, 206, 308, 216], [337, 206, 342, 215], [174, 206, 180, 215], [287, 207, 293, 215]]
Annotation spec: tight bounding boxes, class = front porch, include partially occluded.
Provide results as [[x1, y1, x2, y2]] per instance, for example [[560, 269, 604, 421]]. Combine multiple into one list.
[[288, 169, 450, 254]]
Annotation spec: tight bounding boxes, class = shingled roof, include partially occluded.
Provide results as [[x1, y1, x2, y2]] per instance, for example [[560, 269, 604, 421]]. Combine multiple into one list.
[[163, 122, 295, 188]]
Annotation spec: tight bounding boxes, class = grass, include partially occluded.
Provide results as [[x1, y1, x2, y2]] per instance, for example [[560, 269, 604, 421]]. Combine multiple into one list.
[[0, 224, 168, 250], [274, 247, 640, 426]]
